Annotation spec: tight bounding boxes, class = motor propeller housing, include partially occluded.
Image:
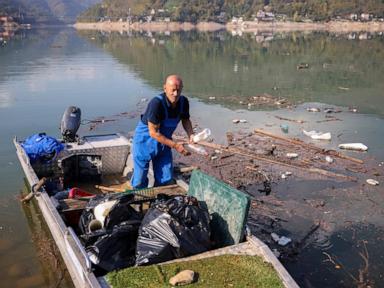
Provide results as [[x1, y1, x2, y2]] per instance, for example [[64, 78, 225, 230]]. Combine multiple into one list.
[[61, 106, 81, 143]]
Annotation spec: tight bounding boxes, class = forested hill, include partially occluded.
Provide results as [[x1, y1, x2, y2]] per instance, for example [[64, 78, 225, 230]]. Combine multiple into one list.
[[78, 0, 384, 23], [0, 0, 100, 24]]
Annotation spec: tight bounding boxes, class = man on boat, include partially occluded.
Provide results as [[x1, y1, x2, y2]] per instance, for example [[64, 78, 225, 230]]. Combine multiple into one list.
[[131, 75, 194, 188]]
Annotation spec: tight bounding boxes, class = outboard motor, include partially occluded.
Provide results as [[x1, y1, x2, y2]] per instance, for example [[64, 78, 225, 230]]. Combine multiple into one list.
[[61, 106, 81, 143]]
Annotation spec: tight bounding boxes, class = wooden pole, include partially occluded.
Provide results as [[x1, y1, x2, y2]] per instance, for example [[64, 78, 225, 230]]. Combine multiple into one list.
[[22, 177, 47, 203], [254, 129, 363, 164], [95, 183, 180, 193]]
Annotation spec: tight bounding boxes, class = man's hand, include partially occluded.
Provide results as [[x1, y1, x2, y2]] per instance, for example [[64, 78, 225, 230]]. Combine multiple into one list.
[[189, 134, 195, 143], [174, 143, 190, 156]]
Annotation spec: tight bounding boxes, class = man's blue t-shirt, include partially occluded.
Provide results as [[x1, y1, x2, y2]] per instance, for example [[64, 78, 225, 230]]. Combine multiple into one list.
[[141, 93, 190, 125]]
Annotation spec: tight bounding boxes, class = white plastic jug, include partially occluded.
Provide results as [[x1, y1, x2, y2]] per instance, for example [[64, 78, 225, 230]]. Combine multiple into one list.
[[338, 143, 368, 151], [193, 128, 211, 143]]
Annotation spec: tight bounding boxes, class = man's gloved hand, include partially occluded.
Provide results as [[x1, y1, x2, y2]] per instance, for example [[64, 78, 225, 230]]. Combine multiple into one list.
[[174, 143, 190, 156]]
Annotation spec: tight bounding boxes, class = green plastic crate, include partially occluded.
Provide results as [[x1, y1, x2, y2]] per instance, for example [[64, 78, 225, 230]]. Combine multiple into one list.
[[188, 170, 250, 247]]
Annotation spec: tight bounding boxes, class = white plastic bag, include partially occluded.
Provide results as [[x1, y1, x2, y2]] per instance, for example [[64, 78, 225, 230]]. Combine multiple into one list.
[[303, 130, 331, 140]]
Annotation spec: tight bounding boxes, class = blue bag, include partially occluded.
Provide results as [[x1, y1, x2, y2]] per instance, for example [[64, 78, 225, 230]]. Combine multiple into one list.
[[21, 133, 64, 163]]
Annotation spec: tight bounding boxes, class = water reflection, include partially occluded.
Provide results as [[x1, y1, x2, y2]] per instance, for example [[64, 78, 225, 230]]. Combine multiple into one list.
[[77, 29, 384, 116]]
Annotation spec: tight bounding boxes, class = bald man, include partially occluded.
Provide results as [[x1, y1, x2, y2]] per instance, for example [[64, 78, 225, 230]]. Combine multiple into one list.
[[131, 75, 194, 188]]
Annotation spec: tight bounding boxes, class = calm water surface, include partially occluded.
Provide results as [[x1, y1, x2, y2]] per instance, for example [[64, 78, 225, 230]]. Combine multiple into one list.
[[0, 28, 383, 287]]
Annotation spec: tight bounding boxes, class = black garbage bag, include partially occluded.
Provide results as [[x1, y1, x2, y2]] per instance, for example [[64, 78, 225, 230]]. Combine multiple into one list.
[[86, 220, 141, 274], [135, 195, 211, 266], [78, 193, 143, 246]]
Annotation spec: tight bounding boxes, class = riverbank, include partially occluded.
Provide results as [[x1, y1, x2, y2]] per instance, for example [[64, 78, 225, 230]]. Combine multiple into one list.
[[74, 20, 384, 33], [232, 20, 384, 32], [74, 21, 224, 32]]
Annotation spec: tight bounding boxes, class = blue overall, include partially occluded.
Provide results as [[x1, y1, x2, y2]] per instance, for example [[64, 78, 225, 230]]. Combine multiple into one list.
[[131, 95, 184, 188]]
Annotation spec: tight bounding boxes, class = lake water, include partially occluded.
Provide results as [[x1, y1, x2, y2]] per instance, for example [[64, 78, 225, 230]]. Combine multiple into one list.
[[0, 27, 383, 287]]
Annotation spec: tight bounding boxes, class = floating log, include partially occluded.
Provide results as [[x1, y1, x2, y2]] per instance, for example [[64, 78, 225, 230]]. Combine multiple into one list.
[[274, 115, 306, 124]]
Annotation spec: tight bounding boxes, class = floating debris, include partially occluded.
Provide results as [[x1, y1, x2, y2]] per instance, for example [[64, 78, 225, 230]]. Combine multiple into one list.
[[306, 107, 320, 112], [186, 144, 209, 156], [286, 153, 298, 159], [303, 130, 331, 140], [239, 119, 247, 123], [193, 128, 211, 143], [297, 63, 309, 70], [338, 143, 368, 151], [366, 179, 379, 186], [280, 124, 289, 133], [208, 96, 216, 100], [325, 156, 334, 163], [271, 233, 280, 242], [271, 233, 292, 246], [232, 119, 240, 124], [278, 236, 292, 246], [281, 171, 292, 179]]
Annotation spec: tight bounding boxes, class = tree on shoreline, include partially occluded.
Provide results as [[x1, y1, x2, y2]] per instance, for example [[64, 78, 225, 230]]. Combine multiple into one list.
[[78, 0, 384, 23]]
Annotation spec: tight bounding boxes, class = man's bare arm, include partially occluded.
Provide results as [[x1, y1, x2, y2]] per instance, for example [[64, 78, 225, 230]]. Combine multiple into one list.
[[148, 121, 189, 155], [181, 118, 194, 142]]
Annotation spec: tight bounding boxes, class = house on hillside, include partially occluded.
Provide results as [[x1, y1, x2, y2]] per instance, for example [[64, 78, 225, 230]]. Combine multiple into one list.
[[255, 10, 275, 22], [349, 13, 358, 21], [360, 13, 373, 21]]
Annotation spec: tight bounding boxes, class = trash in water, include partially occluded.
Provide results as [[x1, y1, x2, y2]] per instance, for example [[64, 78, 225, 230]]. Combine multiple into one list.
[[208, 96, 216, 100], [281, 171, 292, 179], [325, 156, 334, 163], [303, 130, 332, 140], [338, 143, 368, 151], [210, 156, 218, 160], [186, 144, 209, 156], [232, 119, 240, 124], [272, 249, 281, 258], [193, 128, 211, 143], [271, 232, 292, 246], [306, 107, 320, 112], [239, 119, 247, 123], [366, 179, 379, 186], [278, 236, 292, 246], [280, 124, 289, 133], [271, 233, 280, 242], [286, 153, 298, 159]]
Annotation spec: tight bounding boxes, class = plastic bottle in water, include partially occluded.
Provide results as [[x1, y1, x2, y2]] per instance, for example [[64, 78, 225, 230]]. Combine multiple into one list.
[[186, 144, 209, 156], [193, 128, 211, 143]]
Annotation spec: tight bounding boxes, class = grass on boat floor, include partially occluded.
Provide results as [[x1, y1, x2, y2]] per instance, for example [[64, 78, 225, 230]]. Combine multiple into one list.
[[106, 254, 284, 288]]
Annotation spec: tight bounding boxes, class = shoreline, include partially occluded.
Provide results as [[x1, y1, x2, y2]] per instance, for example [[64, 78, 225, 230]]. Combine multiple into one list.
[[74, 20, 384, 33]]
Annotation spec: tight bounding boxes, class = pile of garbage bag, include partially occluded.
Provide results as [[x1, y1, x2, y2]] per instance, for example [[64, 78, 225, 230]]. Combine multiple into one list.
[[79, 193, 143, 274], [78, 193, 211, 274], [135, 194, 211, 266]]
